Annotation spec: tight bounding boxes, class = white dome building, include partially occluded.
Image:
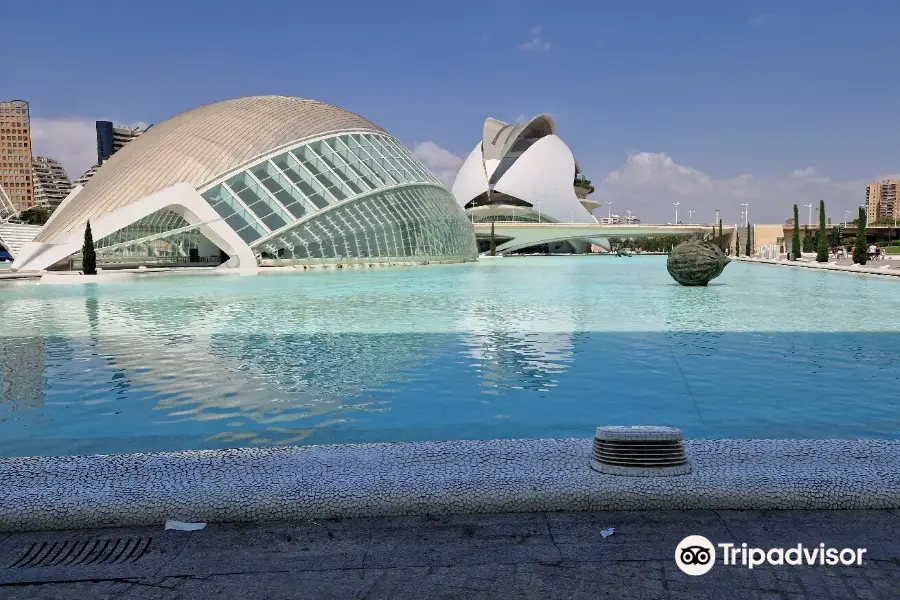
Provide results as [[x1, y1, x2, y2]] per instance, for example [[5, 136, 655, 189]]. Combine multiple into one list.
[[13, 96, 477, 272], [451, 114, 607, 253]]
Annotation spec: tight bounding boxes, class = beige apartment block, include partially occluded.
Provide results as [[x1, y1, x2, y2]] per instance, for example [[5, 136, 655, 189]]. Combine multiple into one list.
[[0, 100, 35, 211], [32, 156, 72, 211], [866, 180, 900, 222]]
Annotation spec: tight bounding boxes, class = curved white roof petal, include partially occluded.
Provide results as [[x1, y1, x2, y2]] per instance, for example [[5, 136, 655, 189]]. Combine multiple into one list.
[[451, 143, 490, 208], [484, 158, 501, 180], [493, 135, 594, 224]]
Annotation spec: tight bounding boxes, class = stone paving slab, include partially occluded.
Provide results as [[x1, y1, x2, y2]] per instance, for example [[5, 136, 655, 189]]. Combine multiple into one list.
[[739, 256, 900, 278], [2, 439, 899, 533], [0, 510, 898, 599]]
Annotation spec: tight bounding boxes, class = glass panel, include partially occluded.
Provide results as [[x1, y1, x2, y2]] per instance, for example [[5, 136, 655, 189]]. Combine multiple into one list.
[[248, 184, 476, 263], [316, 147, 366, 195], [202, 185, 266, 243], [225, 172, 289, 231], [369, 136, 417, 182], [291, 144, 348, 201], [271, 153, 332, 210], [250, 161, 316, 220], [333, 136, 383, 189]]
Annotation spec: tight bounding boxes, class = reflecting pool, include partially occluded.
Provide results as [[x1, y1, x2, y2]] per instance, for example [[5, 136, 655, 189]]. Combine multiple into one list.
[[1, 256, 900, 457]]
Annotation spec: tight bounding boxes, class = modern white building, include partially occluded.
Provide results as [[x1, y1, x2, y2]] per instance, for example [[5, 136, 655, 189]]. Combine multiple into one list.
[[12, 96, 477, 272], [451, 114, 608, 253]]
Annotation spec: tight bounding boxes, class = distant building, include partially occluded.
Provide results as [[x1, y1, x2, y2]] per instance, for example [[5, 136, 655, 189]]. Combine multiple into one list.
[[96, 121, 147, 164], [73, 162, 101, 188], [598, 214, 640, 225], [0, 100, 34, 211], [32, 156, 72, 211], [72, 122, 150, 189], [866, 180, 900, 222]]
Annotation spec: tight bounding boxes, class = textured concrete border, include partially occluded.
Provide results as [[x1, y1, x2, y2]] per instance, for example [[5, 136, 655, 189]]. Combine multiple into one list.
[[1, 438, 899, 532], [738, 256, 900, 278]]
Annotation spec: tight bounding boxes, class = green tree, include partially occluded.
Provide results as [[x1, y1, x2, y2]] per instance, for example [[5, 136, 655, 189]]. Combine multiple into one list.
[[734, 231, 740, 257], [718, 219, 723, 250], [802, 225, 812, 252], [816, 200, 828, 262], [791, 205, 801, 260], [18, 206, 50, 225], [828, 223, 841, 248], [853, 207, 867, 265], [489, 222, 496, 256], [82, 221, 97, 275], [746, 222, 752, 256]]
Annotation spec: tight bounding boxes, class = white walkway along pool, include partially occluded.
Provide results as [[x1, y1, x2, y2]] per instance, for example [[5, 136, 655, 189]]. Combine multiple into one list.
[[1, 256, 900, 457]]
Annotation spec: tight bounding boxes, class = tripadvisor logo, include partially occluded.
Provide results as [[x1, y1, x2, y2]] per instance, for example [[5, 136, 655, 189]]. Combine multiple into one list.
[[675, 535, 867, 576], [675, 535, 716, 576]]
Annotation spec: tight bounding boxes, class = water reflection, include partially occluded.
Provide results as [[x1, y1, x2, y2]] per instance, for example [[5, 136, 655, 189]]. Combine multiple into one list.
[[4, 258, 900, 456], [0, 336, 45, 410]]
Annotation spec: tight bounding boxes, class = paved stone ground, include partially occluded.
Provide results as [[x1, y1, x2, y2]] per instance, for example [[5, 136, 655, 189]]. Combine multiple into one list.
[[0, 510, 898, 599]]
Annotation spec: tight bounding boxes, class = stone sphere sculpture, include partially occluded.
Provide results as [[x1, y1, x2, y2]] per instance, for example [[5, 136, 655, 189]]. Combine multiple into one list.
[[666, 240, 730, 286]]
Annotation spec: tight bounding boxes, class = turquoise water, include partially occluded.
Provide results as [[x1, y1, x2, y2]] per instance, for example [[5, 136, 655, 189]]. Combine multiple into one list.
[[1, 256, 899, 457]]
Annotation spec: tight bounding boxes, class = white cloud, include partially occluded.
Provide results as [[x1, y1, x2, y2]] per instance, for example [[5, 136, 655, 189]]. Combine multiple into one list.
[[411, 141, 465, 187], [518, 27, 552, 52], [596, 151, 892, 224], [750, 14, 773, 26], [29, 117, 151, 181], [791, 166, 816, 179], [29, 117, 97, 181]]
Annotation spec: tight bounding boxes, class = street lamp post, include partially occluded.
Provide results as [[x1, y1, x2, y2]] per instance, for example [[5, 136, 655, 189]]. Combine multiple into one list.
[[804, 203, 812, 227], [740, 203, 749, 226], [607, 202, 613, 221], [673, 202, 680, 224], [626, 209, 632, 223], [537, 201, 542, 223], [844, 210, 849, 227], [688, 210, 695, 224]]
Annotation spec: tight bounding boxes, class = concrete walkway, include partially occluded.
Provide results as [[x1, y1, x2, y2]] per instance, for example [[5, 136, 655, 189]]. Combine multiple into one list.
[[0, 510, 898, 599], [738, 256, 900, 278]]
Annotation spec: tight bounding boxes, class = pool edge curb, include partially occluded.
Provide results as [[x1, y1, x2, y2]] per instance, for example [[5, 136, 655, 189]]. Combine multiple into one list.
[[1, 438, 899, 532]]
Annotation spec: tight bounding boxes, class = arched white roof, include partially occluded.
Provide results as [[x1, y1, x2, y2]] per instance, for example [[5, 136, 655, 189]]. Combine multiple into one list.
[[451, 114, 596, 224], [37, 95, 386, 244], [482, 114, 556, 162], [493, 135, 595, 224]]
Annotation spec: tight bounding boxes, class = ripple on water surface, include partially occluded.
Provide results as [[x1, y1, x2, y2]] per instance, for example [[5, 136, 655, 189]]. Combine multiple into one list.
[[1, 257, 900, 457]]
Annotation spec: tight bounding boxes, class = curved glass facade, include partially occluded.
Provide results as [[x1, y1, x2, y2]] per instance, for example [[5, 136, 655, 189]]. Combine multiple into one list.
[[200, 132, 477, 264]]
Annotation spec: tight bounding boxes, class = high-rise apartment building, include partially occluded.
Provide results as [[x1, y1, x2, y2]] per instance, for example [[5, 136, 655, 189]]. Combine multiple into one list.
[[0, 100, 35, 212], [95, 121, 147, 163], [32, 156, 72, 211], [72, 121, 149, 189], [73, 162, 101, 188], [866, 180, 900, 222]]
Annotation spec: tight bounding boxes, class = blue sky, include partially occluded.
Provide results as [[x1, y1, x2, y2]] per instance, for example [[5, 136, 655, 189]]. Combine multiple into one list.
[[6, 0, 899, 224]]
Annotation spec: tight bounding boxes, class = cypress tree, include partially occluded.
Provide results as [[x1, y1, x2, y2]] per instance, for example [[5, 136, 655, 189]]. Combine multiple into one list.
[[816, 200, 828, 262], [734, 232, 740, 257], [82, 220, 97, 275], [791, 205, 801, 260], [853, 207, 867, 264], [489, 222, 496, 256], [718, 219, 723, 250], [745, 222, 752, 256]]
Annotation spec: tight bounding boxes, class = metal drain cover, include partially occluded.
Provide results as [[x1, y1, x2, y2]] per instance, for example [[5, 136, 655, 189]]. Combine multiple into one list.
[[8, 537, 152, 569], [591, 425, 691, 476]]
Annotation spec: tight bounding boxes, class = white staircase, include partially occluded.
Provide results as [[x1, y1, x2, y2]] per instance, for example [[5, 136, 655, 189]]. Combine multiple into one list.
[[0, 223, 42, 258]]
